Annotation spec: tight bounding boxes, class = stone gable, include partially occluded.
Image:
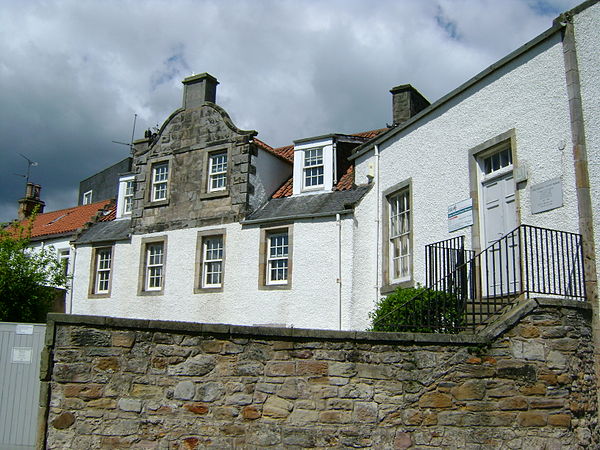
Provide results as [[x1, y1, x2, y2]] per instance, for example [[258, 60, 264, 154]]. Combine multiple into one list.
[[131, 102, 257, 234]]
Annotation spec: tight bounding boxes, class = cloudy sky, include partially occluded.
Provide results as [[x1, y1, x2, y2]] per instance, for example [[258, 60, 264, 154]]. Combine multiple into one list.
[[0, 0, 581, 222]]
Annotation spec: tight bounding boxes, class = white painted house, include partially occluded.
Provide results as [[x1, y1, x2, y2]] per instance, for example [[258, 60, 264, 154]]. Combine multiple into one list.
[[70, 0, 599, 331]]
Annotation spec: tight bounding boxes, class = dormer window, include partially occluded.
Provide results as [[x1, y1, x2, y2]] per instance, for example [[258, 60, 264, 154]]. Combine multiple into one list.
[[304, 148, 324, 188], [292, 138, 333, 195], [123, 180, 134, 213], [208, 151, 228, 192], [117, 175, 135, 219]]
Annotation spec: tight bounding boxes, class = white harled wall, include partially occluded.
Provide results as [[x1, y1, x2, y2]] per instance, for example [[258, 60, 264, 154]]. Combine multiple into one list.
[[72, 215, 355, 330], [352, 29, 580, 318]]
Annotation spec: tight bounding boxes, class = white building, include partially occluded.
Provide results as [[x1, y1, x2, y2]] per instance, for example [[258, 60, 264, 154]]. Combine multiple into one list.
[[70, 0, 599, 331]]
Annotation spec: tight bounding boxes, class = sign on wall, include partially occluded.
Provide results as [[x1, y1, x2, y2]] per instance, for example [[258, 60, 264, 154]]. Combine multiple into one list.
[[531, 178, 563, 214], [448, 198, 473, 232]]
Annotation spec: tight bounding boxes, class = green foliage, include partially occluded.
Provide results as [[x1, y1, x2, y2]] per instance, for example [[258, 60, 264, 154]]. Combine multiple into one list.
[[368, 286, 463, 333], [0, 216, 68, 323]]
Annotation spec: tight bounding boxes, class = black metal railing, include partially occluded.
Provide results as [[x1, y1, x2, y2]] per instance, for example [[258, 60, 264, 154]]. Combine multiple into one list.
[[425, 236, 475, 287], [373, 224, 586, 333]]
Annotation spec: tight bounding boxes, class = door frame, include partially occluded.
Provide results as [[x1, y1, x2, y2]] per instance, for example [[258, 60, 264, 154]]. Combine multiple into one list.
[[468, 129, 522, 257]]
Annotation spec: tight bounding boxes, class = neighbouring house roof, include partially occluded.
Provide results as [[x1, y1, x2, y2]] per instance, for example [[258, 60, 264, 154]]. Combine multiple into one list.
[[10, 200, 113, 241], [74, 218, 132, 244], [243, 185, 371, 224]]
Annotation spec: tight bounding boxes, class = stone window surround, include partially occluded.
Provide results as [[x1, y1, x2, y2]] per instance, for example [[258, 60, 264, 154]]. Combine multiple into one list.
[[199, 145, 232, 200], [381, 178, 414, 295], [137, 236, 168, 296], [258, 223, 293, 290], [144, 156, 172, 208], [468, 129, 521, 256], [194, 228, 226, 293], [88, 245, 114, 299]]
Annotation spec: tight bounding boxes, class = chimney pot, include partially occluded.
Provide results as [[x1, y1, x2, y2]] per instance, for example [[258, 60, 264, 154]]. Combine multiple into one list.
[[182, 73, 219, 109], [390, 84, 430, 125]]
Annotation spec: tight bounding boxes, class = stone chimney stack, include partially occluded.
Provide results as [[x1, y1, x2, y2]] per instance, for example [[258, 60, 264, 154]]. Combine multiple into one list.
[[18, 182, 45, 220], [390, 84, 430, 125], [182, 73, 219, 109]]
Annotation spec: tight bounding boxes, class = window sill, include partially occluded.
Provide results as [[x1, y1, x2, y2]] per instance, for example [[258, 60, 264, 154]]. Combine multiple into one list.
[[144, 199, 169, 208], [259, 283, 292, 291], [200, 190, 229, 200], [380, 280, 414, 295], [194, 286, 224, 294], [88, 293, 111, 299], [138, 290, 164, 297]]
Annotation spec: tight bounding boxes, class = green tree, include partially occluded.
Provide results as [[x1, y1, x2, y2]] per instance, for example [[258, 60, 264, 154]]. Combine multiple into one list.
[[0, 217, 68, 323]]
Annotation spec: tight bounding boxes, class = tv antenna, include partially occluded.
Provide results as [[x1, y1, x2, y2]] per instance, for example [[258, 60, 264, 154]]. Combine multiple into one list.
[[14, 153, 38, 192], [112, 113, 137, 153]]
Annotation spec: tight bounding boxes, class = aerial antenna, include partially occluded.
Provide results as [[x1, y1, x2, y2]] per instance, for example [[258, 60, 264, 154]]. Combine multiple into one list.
[[112, 113, 137, 153], [14, 154, 38, 193]]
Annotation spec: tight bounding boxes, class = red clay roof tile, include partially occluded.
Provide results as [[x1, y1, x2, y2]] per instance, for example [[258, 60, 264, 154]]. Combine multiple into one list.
[[11, 200, 113, 239]]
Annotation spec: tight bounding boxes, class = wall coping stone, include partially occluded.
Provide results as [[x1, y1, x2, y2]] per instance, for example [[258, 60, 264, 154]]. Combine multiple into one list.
[[46, 297, 590, 347]]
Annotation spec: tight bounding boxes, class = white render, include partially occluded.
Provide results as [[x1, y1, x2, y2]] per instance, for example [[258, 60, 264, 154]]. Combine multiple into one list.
[[249, 149, 291, 212], [72, 216, 355, 330]]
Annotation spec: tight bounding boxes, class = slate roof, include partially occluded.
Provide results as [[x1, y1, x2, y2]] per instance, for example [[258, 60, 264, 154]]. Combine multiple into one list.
[[244, 185, 371, 223], [10, 200, 113, 240], [75, 218, 132, 244]]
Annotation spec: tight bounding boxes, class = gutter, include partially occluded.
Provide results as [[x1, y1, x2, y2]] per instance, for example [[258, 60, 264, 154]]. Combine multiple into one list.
[[349, 22, 565, 162], [241, 209, 354, 225]]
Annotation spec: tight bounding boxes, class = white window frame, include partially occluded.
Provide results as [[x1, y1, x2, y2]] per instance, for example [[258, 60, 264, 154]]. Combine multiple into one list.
[[151, 163, 169, 202], [303, 147, 324, 189], [123, 180, 134, 214], [389, 187, 411, 283], [116, 175, 135, 219], [94, 247, 112, 294], [208, 151, 228, 192], [145, 242, 164, 291], [201, 235, 224, 288], [83, 190, 93, 205], [266, 231, 289, 285]]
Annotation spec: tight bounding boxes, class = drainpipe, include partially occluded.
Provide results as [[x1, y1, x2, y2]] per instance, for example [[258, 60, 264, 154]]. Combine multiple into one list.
[[68, 244, 77, 314], [337, 213, 342, 330], [375, 144, 381, 307]]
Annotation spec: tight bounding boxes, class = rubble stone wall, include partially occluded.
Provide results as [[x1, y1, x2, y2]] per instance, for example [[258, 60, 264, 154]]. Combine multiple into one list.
[[41, 299, 598, 449]]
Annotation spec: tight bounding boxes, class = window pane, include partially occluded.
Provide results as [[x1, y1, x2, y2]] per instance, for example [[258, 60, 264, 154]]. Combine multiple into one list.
[[208, 152, 228, 192], [267, 231, 289, 284], [202, 236, 224, 287], [389, 188, 411, 282]]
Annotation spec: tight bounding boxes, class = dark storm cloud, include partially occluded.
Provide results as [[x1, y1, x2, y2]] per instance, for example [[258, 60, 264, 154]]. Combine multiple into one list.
[[0, 0, 580, 222]]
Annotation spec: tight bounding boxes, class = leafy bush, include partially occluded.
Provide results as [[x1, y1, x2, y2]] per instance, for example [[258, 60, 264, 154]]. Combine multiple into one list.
[[0, 216, 68, 323], [368, 286, 463, 333]]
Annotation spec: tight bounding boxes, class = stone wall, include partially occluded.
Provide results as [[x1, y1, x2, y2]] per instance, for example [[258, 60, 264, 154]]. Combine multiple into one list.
[[40, 299, 598, 449]]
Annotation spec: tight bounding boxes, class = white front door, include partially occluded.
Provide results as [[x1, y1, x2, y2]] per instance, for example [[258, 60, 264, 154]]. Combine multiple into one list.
[[481, 171, 519, 295]]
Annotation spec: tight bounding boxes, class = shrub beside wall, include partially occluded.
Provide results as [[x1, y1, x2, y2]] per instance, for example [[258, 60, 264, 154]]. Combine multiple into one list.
[[41, 299, 597, 448]]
